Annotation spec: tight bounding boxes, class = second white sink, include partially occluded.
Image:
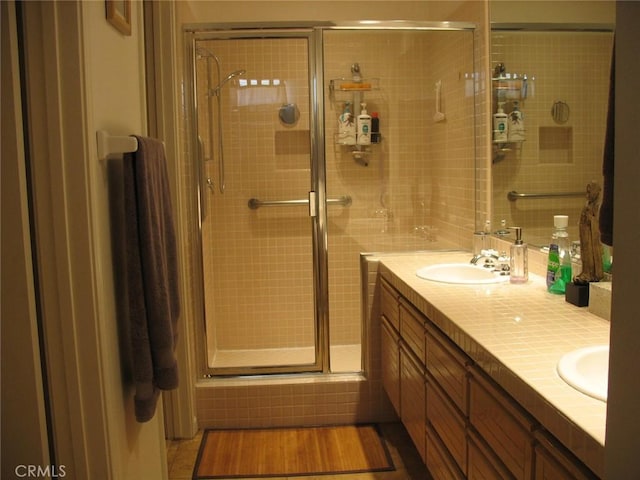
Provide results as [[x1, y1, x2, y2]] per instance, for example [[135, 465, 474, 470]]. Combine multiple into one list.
[[557, 345, 609, 402], [416, 263, 509, 284]]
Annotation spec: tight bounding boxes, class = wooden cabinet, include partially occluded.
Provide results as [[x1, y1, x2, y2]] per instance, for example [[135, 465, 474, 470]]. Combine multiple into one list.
[[468, 367, 536, 480], [425, 322, 470, 414], [426, 423, 466, 480], [533, 431, 599, 480], [378, 275, 599, 480], [399, 299, 425, 363], [380, 278, 400, 331], [381, 315, 400, 415], [427, 372, 467, 474], [400, 343, 426, 462]]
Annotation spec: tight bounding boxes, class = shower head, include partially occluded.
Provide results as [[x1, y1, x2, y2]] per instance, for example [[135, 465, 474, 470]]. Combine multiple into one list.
[[210, 69, 246, 95]]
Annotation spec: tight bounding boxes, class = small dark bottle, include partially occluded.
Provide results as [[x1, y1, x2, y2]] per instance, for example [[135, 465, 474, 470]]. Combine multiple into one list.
[[371, 112, 381, 143]]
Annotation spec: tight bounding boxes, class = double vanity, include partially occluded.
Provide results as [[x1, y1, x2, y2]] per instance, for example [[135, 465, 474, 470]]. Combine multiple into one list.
[[376, 251, 608, 478]]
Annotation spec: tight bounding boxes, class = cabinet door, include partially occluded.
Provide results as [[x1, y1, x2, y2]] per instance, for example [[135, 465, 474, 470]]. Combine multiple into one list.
[[426, 424, 466, 480], [469, 368, 536, 480], [534, 432, 599, 480], [400, 344, 426, 463], [400, 299, 425, 363], [381, 316, 400, 416], [427, 373, 467, 474], [380, 278, 400, 331], [425, 322, 470, 415], [468, 429, 515, 480]]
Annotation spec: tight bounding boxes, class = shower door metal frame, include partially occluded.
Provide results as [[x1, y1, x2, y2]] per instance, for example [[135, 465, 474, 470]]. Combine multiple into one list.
[[186, 27, 330, 376], [186, 21, 478, 378]]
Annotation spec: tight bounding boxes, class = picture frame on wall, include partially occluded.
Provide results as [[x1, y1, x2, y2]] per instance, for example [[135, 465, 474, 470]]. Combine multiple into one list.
[[106, 0, 131, 36]]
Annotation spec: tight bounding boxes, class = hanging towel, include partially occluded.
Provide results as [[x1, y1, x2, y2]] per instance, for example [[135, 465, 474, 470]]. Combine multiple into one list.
[[123, 135, 180, 423], [599, 42, 615, 246]]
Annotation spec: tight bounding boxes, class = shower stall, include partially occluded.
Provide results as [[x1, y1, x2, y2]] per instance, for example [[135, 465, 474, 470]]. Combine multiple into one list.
[[186, 23, 477, 377]]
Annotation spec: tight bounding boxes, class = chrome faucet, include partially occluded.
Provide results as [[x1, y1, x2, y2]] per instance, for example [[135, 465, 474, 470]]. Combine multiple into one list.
[[471, 249, 510, 274], [470, 249, 499, 267]]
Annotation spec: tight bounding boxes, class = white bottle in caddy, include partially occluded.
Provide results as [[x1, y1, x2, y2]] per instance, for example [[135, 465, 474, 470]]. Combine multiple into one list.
[[356, 103, 372, 145]]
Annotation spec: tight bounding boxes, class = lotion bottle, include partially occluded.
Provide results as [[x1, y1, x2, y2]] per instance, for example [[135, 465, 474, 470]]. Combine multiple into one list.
[[509, 226, 528, 283], [493, 103, 508, 142], [357, 103, 371, 145]]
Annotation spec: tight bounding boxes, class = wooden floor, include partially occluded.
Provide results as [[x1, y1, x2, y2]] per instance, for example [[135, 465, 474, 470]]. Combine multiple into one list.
[[167, 422, 430, 480]]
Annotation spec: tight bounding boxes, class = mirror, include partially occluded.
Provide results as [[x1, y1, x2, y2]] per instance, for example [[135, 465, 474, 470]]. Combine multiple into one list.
[[489, 2, 615, 247]]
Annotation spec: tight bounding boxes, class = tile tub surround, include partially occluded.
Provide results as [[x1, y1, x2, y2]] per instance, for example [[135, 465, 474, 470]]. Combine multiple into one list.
[[377, 251, 609, 477]]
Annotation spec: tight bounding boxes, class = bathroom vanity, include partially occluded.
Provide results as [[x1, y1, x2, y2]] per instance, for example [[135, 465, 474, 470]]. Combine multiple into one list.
[[377, 251, 608, 479]]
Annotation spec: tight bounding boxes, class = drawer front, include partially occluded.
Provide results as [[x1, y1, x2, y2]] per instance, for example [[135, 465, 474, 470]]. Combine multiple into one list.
[[468, 429, 515, 480], [400, 345, 426, 462], [533, 432, 598, 480], [469, 370, 535, 480], [426, 424, 466, 480], [381, 316, 401, 416], [380, 279, 400, 331], [399, 300, 425, 362], [425, 322, 470, 415], [427, 374, 467, 474]]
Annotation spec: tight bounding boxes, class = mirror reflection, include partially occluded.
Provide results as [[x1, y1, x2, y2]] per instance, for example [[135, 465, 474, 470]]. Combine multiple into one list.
[[490, 26, 614, 247]]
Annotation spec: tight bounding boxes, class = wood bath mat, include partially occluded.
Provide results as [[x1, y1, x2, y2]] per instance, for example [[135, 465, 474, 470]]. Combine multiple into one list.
[[192, 424, 395, 478]]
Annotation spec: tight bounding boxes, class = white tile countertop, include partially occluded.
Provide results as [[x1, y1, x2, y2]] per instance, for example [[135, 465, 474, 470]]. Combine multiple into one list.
[[375, 250, 609, 477]]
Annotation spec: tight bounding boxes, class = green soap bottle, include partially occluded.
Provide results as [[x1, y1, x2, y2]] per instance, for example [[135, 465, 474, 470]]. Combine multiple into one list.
[[547, 215, 572, 294]]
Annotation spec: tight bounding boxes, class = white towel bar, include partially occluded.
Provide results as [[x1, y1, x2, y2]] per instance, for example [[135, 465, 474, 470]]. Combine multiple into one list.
[[96, 130, 138, 160]]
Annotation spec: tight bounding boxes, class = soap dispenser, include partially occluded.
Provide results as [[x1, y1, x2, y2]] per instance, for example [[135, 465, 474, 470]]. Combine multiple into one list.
[[509, 226, 528, 284]]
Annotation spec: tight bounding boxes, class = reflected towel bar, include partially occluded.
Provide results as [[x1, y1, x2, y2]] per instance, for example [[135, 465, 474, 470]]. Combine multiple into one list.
[[507, 190, 584, 201], [248, 195, 352, 210]]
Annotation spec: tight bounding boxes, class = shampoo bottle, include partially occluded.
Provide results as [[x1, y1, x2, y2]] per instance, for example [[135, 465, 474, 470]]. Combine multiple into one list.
[[338, 102, 356, 145], [493, 103, 508, 142], [357, 103, 372, 145], [509, 227, 528, 283]]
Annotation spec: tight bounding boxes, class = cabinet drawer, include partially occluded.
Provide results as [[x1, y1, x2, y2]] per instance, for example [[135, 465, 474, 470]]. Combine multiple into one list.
[[425, 322, 470, 415], [469, 368, 536, 479], [400, 344, 426, 462], [468, 428, 515, 480], [399, 299, 425, 363], [381, 316, 401, 416], [380, 278, 400, 331], [533, 431, 598, 480], [427, 373, 467, 474], [426, 424, 466, 480]]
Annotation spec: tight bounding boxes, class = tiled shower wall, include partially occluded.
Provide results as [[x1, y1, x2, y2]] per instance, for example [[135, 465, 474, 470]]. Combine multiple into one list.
[[323, 29, 476, 346], [197, 31, 475, 356], [197, 30, 477, 358], [491, 31, 614, 246]]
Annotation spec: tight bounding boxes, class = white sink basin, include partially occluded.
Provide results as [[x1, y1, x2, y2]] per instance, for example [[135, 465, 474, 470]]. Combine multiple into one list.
[[557, 345, 609, 402], [416, 263, 509, 284]]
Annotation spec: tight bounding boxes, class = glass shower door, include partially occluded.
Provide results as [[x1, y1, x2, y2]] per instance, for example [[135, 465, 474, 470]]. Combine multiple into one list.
[[195, 33, 322, 375]]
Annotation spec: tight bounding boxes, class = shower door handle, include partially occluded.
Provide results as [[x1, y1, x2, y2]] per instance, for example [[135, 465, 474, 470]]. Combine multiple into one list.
[[308, 191, 317, 217]]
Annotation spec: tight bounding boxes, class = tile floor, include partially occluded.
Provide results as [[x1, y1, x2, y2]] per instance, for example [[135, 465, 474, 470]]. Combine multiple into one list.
[[167, 422, 431, 480]]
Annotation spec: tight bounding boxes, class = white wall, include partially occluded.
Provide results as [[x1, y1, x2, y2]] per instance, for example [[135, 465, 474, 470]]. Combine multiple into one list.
[[8, 1, 168, 478]]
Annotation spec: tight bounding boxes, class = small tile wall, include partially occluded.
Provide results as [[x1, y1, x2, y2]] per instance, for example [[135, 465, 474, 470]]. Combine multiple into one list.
[[491, 31, 614, 246]]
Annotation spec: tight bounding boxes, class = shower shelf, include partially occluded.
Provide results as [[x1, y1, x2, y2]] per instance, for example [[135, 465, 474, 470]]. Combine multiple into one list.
[[329, 77, 380, 93]]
